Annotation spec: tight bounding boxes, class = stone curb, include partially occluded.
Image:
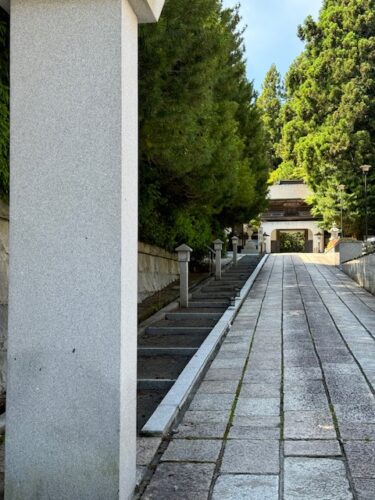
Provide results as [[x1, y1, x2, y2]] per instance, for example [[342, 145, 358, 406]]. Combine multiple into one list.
[[141, 254, 269, 436]]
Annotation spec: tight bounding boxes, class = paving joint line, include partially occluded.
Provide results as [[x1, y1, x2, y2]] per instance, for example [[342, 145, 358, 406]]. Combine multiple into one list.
[[279, 255, 286, 500], [207, 256, 277, 499], [294, 255, 358, 500]]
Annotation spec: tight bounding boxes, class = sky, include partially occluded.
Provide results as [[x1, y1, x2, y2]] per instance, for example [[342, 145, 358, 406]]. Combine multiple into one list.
[[222, 0, 323, 92]]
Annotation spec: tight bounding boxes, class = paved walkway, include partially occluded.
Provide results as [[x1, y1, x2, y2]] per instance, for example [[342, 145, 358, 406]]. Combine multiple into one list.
[[141, 254, 375, 500]]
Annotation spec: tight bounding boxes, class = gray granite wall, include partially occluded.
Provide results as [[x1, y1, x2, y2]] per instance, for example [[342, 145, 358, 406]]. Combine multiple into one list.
[[342, 252, 375, 295], [338, 240, 363, 264], [138, 242, 179, 303], [0, 201, 8, 396]]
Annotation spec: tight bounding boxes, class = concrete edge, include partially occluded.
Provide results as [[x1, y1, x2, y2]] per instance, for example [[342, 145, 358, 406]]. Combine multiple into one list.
[[141, 254, 269, 436], [129, 0, 165, 23]]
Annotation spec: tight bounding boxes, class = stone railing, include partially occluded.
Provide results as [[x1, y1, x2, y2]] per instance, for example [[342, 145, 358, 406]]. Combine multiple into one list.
[[324, 239, 363, 267]]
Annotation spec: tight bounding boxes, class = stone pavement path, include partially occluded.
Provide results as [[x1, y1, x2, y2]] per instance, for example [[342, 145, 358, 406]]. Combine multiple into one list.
[[141, 254, 375, 500]]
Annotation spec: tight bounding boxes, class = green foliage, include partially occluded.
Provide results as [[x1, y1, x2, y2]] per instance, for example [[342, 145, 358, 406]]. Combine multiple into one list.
[[280, 231, 305, 252], [257, 64, 283, 171], [274, 0, 375, 236], [139, 0, 269, 252], [0, 10, 9, 202]]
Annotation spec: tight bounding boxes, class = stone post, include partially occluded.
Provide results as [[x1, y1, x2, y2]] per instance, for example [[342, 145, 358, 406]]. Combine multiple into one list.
[[6, 1, 164, 499], [329, 224, 340, 241], [175, 244, 193, 308], [214, 239, 224, 280], [232, 236, 239, 265]]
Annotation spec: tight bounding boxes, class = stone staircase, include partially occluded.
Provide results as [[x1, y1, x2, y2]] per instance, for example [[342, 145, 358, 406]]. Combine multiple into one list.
[[137, 255, 261, 432]]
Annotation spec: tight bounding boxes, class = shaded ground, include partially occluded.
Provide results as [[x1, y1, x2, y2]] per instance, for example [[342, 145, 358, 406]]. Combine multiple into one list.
[[140, 254, 375, 500]]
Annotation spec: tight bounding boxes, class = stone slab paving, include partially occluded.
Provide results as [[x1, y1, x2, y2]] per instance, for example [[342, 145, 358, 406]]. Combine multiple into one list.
[[140, 254, 375, 499]]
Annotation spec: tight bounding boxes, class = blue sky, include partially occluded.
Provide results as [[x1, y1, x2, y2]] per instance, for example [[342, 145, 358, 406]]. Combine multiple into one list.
[[222, 0, 323, 92]]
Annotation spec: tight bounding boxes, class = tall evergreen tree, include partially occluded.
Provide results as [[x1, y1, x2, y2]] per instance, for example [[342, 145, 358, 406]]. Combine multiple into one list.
[[257, 64, 283, 171], [275, 0, 375, 235], [138, 0, 269, 251], [0, 2, 270, 244]]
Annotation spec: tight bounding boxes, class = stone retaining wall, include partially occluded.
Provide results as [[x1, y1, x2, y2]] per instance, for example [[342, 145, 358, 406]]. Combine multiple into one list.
[[341, 252, 375, 295], [0, 201, 8, 395], [138, 242, 179, 303]]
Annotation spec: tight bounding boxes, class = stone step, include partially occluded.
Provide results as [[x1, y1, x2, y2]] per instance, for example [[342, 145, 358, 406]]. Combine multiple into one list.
[[200, 286, 240, 293], [146, 326, 212, 335], [139, 331, 207, 348], [192, 292, 236, 299], [221, 275, 248, 280], [207, 281, 243, 287], [138, 350, 196, 380], [165, 312, 222, 321], [138, 347, 198, 357], [188, 301, 230, 308], [137, 379, 175, 390], [226, 266, 255, 271], [227, 264, 256, 269], [222, 275, 252, 280], [220, 276, 248, 281], [175, 306, 227, 313], [150, 318, 217, 328], [222, 269, 251, 277]]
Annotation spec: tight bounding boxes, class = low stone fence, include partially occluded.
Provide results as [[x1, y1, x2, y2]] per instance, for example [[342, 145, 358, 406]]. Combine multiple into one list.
[[138, 242, 179, 303], [0, 201, 8, 395], [324, 239, 363, 266], [341, 252, 375, 295]]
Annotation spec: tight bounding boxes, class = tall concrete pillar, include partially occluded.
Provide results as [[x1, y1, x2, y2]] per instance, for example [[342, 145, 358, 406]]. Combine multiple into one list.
[[6, 1, 164, 499]]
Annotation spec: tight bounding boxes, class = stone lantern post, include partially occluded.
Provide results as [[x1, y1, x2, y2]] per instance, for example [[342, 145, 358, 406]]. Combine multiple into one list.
[[176, 244, 193, 308], [214, 239, 224, 280], [329, 224, 340, 241], [232, 236, 239, 265]]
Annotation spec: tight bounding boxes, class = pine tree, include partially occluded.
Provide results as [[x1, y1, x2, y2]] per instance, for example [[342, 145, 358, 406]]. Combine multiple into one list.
[[275, 0, 375, 235], [257, 64, 283, 171], [138, 0, 269, 251]]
